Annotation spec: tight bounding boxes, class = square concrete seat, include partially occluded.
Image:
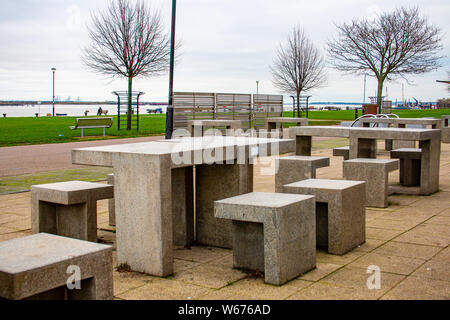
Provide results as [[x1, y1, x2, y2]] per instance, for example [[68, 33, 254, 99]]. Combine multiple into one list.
[[31, 181, 114, 242], [275, 156, 330, 192], [214, 192, 316, 286], [332, 146, 350, 160], [0, 233, 113, 300], [390, 148, 422, 187], [107, 174, 115, 226], [283, 179, 366, 255], [343, 158, 399, 208]]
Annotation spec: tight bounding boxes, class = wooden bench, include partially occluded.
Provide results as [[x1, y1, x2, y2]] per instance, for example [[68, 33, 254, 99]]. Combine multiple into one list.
[[70, 117, 113, 137]]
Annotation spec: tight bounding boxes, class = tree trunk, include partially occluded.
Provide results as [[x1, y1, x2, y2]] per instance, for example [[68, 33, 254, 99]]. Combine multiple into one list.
[[127, 76, 133, 130], [376, 77, 384, 114], [296, 91, 301, 118]]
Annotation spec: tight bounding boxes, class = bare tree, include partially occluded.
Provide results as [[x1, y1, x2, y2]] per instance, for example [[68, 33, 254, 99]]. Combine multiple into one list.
[[327, 7, 443, 113], [82, 0, 171, 130], [271, 26, 327, 117]]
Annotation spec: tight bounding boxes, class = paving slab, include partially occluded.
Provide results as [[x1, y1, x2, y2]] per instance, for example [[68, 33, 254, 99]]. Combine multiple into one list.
[[381, 276, 450, 300], [1, 137, 449, 300]]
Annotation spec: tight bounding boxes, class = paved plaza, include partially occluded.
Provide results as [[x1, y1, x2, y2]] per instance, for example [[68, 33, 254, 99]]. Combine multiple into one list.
[[0, 138, 449, 300]]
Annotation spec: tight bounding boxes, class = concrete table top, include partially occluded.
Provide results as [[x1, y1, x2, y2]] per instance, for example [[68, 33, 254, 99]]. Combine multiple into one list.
[[72, 136, 295, 168], [289, 125, 440, 140], [266, 117, 308, 123], [358, 117, 441, 127], [187, 119, 242, 126]]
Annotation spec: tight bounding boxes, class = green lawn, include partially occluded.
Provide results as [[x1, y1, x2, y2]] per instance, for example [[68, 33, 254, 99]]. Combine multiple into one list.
[[0, 109, 448, 147], [0, 114, 166, 147]]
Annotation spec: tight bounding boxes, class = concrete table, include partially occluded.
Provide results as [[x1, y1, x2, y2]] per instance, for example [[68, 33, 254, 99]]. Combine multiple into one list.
[[265, 117, 308, 139], [358, 117, 441, 150], [187, 119, 242, 137], [289, 126, 441, 195], [72, 136, 294, 276]]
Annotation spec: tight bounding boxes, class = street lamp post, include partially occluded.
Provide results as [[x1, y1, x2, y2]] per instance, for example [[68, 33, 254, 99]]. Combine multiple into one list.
[[165, 0, 177, 139], [253, 81, 259, 129], [51, 68, 56, 117]]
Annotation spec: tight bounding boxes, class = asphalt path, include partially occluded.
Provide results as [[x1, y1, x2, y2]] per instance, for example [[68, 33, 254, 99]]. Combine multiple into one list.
[[0, 136, 163, 177]]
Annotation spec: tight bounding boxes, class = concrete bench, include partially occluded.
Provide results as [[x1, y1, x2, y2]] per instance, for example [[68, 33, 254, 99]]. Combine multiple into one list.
[[214, 192, 316, 286], [275, 156, 330, 192], [31, 181, 114, 242], [332, 146, 350, 160], [390, 148, 422, 187], [107, 174, 115, 226], [343, 158, 399, 208], [70, 117, 113, 138], [283, 179, 366, 255], [0, 233, 113, 300]]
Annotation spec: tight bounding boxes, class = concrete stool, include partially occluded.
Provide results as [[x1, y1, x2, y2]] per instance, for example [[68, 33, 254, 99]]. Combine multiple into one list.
[[390, 148, 421, 187], [283, 179, 366, 255], [275, 156, 330, 192], [31, 181, 114, 242], [0, 233, 113, 300], [214, 192, 316, 286], [107, 174, 115, 226], [343, 158, 399, 208], [333, 146, 350, 160]]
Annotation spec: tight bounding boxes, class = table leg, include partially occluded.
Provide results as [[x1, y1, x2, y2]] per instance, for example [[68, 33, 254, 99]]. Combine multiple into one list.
[[267, 122, 277, 131], [114, 154, 173, 276], [419, 138, 440, 195], [350, 138, 377, 159], [172, 166, 194, 247], [295, 136, 312, 156], [196, 162, 253, 248]]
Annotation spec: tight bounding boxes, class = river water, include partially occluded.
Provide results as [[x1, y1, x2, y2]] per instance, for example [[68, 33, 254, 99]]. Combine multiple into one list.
[[0, 103, 364, 118], [0, 104, 167, 117]]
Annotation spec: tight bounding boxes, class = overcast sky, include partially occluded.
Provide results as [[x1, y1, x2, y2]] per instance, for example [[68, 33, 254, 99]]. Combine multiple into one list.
[[0, 0, 448, 103]]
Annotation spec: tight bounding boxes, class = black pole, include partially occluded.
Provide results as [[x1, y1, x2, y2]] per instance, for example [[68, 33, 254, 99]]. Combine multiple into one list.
[[306, 96, 311, 118], [52, 68, 56, 117], [165, 0, 177, 139], [290, 96, 295, 118]]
